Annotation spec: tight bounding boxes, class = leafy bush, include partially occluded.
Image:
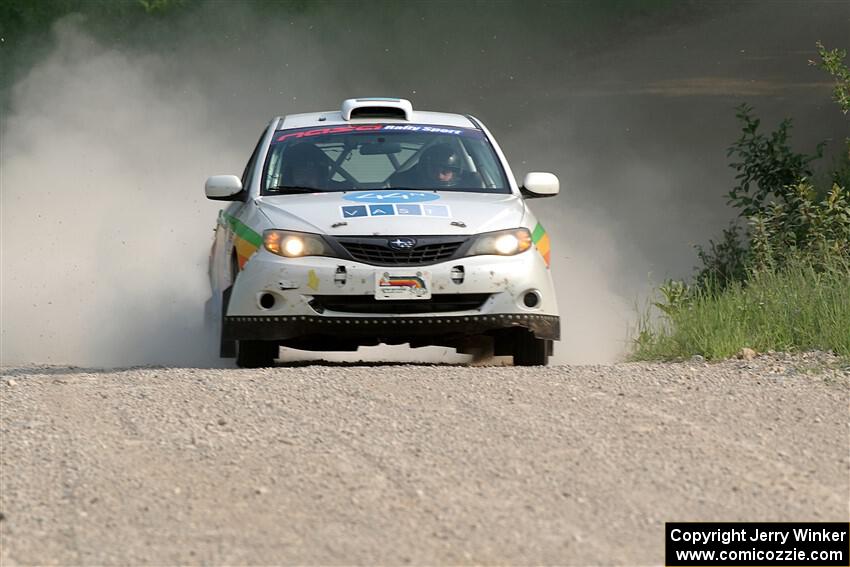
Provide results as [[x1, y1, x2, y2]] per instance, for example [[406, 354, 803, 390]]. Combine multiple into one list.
[[640, 176, 850, 360], [750, 182, 850, 271], [692, 223, 747, 293], [812, 42, 850, 114], [726, 104, 825, 219], [633, 42, 850, 360], [693, 105, 833, 293]]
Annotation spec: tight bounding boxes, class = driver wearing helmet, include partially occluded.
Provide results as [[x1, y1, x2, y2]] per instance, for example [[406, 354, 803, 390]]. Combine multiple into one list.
[[388, 142, 485, 189], [419, 144, 464, 187]]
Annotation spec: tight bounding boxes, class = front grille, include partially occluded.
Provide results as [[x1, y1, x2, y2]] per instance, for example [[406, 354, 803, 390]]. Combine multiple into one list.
[[309, 294, 491, 314], [335, 236, 467, 266]]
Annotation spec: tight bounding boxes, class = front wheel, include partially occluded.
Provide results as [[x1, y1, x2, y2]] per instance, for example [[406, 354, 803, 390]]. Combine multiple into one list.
[[236, 340, 278, 368], [513, 330, 550, 366]]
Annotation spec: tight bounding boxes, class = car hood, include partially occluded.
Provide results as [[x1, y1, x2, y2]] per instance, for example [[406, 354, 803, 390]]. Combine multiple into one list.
[[256, 191, 527, 236]]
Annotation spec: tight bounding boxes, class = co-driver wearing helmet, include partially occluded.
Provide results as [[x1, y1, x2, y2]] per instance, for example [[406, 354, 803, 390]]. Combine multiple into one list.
[[278, 143, 349, 191]]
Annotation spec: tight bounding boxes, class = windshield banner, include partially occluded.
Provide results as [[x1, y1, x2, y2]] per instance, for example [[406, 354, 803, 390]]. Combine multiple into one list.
[[275, 124, 481, 142]]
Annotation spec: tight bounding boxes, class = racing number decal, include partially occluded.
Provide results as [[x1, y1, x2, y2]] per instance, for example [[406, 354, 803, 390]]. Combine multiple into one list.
[[532, 223, 551, 267]]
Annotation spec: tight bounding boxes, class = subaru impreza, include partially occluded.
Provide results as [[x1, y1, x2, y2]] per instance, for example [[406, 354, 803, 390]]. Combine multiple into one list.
[[206, 98, 560, 367]]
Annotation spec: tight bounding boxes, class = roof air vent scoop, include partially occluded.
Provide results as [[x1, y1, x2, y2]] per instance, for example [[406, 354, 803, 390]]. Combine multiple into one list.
[[341, 97, 413, 121]]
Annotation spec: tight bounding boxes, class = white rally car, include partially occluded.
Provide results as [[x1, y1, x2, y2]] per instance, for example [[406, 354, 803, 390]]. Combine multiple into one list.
[[206, 98, 560, 367]]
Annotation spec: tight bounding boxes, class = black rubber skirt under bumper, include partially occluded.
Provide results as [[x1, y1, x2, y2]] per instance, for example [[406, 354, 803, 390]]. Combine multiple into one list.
[[224, 313, 560, 342]]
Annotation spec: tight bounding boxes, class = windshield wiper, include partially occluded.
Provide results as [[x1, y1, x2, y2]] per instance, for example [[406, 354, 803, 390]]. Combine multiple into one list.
[[266, 185, 322, 194]]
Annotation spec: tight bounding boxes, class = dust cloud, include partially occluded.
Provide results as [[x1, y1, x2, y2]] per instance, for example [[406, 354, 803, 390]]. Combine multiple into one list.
[[1, 2, 847, 366], [1, 19, 230, 366]]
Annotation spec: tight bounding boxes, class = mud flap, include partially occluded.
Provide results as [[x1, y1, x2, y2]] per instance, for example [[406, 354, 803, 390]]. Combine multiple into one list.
[[220, 286, 236, 358]]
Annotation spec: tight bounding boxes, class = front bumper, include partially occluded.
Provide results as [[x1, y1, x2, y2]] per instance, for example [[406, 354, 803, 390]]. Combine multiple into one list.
[[224, 247, 560, 342]]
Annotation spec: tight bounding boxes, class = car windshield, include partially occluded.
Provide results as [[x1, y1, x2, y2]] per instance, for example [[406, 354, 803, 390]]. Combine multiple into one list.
[[261, 124, 510, 195]]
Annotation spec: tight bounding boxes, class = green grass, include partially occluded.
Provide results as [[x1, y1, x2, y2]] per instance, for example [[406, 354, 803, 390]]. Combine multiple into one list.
[[632, 256, 850, 360]]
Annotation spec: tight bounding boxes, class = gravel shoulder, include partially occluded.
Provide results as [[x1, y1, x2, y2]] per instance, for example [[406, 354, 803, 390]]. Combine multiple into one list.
[[1, 356, 848, 565]]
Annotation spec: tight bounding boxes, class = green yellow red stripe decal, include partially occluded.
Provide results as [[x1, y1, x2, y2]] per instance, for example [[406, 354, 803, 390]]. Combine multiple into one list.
[[531, 222, 551, 267], [222, 212, 262, 268]]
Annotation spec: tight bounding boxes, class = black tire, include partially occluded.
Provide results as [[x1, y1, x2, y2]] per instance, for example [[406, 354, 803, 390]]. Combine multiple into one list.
[[513, 330, 550, 366], [236, 340, 278, 368]]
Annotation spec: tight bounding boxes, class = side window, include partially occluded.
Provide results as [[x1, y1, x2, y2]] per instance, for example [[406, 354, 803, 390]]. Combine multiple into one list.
[[263, 144, 284, 189], [241, 131, 267, 188]]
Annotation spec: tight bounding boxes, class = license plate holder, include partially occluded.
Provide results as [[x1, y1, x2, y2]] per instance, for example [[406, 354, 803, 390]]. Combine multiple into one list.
[[375, 270, 432, 300]]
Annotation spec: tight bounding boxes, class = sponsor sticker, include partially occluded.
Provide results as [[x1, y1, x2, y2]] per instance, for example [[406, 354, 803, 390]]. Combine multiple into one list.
[[423, 204, 449, 217], [343, 191, 441, 204], [368, 204, 395, 216], [396, 204, 422, 215], [276, 124, 384, 142], [275, 124, 481, 143], [341, 205, 368, 218], [381, 125, 463, 135], [338, 203, 451, 219], [375, 270, 431, 300]]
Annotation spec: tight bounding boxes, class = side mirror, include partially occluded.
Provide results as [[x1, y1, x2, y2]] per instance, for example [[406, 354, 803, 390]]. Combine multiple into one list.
[[521, 172, 559, 198], [205, 175, 244, 201]]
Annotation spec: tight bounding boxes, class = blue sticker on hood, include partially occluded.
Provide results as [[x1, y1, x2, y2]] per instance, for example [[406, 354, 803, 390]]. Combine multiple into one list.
[[338, 203, 451, 219], [341, 205, 368, 218], [343, 191, 440, 204], [368, 204, 395, 216]]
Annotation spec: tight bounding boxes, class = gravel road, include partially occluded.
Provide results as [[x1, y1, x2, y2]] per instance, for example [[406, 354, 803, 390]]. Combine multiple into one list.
[[1, 355, 848, 565]]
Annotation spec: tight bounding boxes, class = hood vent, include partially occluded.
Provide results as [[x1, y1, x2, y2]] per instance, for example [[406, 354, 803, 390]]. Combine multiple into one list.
[[341, 97, 413, 121]]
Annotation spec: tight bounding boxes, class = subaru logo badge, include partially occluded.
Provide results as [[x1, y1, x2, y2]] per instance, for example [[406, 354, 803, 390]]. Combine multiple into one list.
[[388, 237, 417, 250]]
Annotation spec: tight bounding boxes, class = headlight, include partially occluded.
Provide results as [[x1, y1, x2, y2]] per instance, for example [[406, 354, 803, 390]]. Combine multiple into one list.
[[263, 230, 331, 258], [467, 228, 532, 257]]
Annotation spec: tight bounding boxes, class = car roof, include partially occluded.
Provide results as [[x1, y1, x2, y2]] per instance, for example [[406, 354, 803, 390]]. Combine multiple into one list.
[[276, 110, 479, 131]]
